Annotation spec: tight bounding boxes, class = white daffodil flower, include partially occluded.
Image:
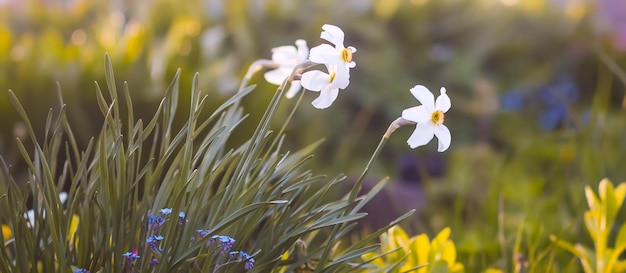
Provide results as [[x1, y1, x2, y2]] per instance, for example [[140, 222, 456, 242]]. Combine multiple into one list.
[[402, 85, 451, 152], [264, 39, 309, 98], [308, 24, 356, 80], [300, 64, 349, 109]]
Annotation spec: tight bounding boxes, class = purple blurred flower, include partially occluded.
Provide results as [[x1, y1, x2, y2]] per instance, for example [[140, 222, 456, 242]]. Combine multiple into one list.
[[74, 269, 90, 273], [598, 0, 626, 51]]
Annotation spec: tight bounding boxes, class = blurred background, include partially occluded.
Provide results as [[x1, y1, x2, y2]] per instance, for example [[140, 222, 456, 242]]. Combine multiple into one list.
[[1, 0, 625, 271]]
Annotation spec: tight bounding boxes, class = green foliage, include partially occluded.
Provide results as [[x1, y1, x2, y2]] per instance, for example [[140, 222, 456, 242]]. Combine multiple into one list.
[[551, 178, 626, 273], [0, 54, 411, 272], [360, 225, 464, 273]]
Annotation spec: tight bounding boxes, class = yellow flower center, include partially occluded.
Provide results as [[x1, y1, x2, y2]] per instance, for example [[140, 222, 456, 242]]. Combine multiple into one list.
[[341, 48, 353, 63], [431, 110, 445, 125]]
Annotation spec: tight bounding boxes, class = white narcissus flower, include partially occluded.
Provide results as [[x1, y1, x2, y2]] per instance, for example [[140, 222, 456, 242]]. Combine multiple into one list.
[[264, 39, 309, 98], [308, 24, 356, 73], [300, 64, 349, 109], [301, 24, 356, 109], [402, 85, 451, 152]]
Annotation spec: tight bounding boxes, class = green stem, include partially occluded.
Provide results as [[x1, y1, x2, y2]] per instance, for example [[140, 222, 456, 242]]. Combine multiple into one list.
[[318, 132, 389, 271], [348, 135, 388, 202], [318, 117, 412, 270], [261, 85, 306, 162]]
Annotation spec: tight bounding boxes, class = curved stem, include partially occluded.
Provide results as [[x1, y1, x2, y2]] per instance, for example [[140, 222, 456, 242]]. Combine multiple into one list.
[[318, 118, 408, 270]]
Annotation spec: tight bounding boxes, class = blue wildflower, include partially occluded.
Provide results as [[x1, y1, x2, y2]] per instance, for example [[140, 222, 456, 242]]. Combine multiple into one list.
[[195, 229, 210, 238], [499, 90, 525, 111], [178, 211, 187, 225], [74, 269, 90, 273], [147, 214, 165, 230], [230, 251, 254, 271], [537, 75, 579, 130], [122, 249, 140, 263], [146, 235, 164, 251], [244, 256, 255, 271], [160, 208, 173, 216], [210, 235, 235, 252]]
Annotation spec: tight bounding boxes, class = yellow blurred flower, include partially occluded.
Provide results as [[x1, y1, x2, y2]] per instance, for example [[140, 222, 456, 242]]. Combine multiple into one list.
[[361, 226, 464, 273]]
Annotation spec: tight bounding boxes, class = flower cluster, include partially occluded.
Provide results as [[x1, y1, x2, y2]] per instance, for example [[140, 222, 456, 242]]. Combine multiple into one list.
[[195, 229, 254, 270], [261, 25, 452, 151], [263, 24, 356, 109], [300, 24, 356, 109], [209, 235, 236, 252]]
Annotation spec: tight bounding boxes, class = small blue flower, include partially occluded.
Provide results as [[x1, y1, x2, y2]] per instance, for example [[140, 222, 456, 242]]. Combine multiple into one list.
[[74, 269, 90, 273], [537, 75, 579, 130], [229, 251, 254, 271], [146, 235, 164, 251], [122, 249, 141, 263], [160, 208, 173, 216], [195, 229, 210, 238], [244, 256, 255, 271], [210, 235, 235, 252], [178, 211, 187, 225], [148, 214, 166, 229]]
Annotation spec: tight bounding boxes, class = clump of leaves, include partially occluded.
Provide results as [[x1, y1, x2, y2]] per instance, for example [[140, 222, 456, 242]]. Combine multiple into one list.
[[0, 54, 411, 272], [551, 178, 626, 273]]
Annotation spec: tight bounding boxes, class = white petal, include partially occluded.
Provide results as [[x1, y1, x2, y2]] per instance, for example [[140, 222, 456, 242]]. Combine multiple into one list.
[[409, 85, 435, 110], [301, 70, 330, 91], [434, 124, 451, 152], [407, 123, 435, 149], [295, 39, 309, 62], [285, 81, 302, 99], [320, 24, 345, 46], [264, 68, 290, 85], [402, 105, 431, 123], [271, 46, 298, 64], [309, 44, 341, 65], [435, 87, 451, 112], [312, 86, 339, 109], [330, 65, 350, 89]]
